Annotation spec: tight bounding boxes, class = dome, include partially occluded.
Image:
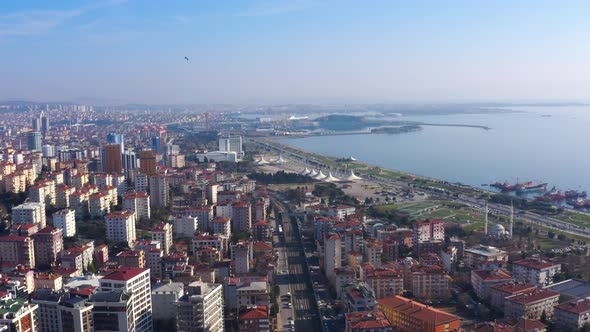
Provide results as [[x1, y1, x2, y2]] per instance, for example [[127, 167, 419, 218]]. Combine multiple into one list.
[[490, 224, 506, 234]]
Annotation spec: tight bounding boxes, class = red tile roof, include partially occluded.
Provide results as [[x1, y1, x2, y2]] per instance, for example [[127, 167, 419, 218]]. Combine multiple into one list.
[[556, 298, 590, 314], [377, 295, 460, 325], [473, 269, 512, 281], [505, 288, 559, 305], [101, 267, 148, 281], [490, 282, 536, 295], [513, 258, 560, 270], [345, 311, 392, 329], [239, 306, 268, 320]]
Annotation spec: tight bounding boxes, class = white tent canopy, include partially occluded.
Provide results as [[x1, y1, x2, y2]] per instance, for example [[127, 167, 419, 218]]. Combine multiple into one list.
[[323, 172, 340, 182], [314, 170, 327, 180], [345, 170, 362, 181]]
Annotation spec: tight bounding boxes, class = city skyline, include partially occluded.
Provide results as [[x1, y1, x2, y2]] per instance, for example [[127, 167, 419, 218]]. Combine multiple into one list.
[[2, 0, 590, 104]]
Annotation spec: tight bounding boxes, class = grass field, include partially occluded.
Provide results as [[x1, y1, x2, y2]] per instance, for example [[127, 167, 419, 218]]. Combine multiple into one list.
[[554, 210, 590, 228]]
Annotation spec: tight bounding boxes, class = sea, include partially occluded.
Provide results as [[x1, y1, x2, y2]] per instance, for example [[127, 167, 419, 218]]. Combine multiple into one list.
[[277, 106, 590, 194]]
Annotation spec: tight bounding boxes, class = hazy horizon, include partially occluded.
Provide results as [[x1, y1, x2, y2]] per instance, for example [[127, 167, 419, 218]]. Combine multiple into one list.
[[3, 0, 590, 104]]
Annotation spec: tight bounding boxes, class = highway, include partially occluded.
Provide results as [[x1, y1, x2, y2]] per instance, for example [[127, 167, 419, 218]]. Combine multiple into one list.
[[271, 196, 320, 332], [251, 137, 590, 239]]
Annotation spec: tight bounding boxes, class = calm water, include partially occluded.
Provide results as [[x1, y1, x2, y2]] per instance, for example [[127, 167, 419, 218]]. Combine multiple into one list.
[[278, 106, 590, 192]]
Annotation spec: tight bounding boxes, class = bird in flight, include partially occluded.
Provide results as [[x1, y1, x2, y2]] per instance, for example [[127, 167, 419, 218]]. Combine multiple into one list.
[[184, 56, 189, 61]]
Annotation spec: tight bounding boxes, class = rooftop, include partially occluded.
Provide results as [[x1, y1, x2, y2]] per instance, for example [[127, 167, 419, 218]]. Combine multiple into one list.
[[101, 267, 148, 282], [505, 288, 560, 305], [473, 269, 512, 281], [239, 306, 268, 320], [490, 282, 537, 295], [513, 257, 561, 270], [377, 295, 460, 325], [345, 311, 391, 330], [465, 245, 506, 257], [547, 279, 590, 300]]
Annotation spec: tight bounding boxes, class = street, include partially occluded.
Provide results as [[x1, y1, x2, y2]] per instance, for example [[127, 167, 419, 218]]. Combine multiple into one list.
[[271, 196, 321, 332]]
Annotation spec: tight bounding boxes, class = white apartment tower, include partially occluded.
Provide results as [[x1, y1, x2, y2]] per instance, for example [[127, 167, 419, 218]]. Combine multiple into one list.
[[99, 268, 153, 332], [12, 202, 47, 228], [52, 209, 76, 238], [105, 211, 137, 246]]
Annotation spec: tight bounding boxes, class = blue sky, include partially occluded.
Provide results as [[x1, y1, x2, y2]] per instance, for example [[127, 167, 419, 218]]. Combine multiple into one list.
[[1, 0, 590, 104]]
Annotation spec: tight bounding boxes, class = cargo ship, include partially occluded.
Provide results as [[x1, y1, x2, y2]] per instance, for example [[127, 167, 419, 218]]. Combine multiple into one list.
[[515, 181, 548, 194], [535, 189, 586, 202], [570, 199, 590, 209], [491, 181, 547, 193]]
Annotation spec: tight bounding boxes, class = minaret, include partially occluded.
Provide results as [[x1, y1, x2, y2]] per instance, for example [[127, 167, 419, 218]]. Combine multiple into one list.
[[509, 200, 514, 238], [484, 203, 489, 236]]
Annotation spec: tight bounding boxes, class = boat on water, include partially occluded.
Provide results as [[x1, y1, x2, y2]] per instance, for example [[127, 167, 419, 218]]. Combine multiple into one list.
[[534, 188, 586, 202], [565, 190, 587, 199], [570, 198, 590, 209], [515, 181, 548, 194], [491, 181, 546, 193], [490, 182, 518, 192]]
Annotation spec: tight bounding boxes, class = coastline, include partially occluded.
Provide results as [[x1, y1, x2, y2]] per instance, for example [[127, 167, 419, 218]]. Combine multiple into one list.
[[248, 136, 590, 240]]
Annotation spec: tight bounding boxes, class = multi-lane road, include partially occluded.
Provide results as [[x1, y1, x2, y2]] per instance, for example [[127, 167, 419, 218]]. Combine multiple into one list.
[[271, 196, 320, 332]]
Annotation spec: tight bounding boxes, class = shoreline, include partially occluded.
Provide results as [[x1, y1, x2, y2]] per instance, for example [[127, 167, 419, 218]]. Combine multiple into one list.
[[248, 136, 590, 240]]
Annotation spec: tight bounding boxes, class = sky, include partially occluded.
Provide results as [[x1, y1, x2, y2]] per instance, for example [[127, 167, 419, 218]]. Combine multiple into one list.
[[1, 0, 590, 104]]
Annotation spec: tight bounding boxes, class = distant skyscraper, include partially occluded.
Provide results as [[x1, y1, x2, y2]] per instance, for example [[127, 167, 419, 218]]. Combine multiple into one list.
[[151, 137, 161, 154], [40, 112, 50, 133], [123, 148, 138, 177], [107, 133, 125, 154], [139, 149, 157, 176], [32, 115, 41, 132], [27, 131, 42, 152], [103, 144, 122, 174]]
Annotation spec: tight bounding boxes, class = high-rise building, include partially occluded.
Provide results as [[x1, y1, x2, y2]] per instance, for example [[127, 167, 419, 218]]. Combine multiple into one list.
[[106, 133, 124, 154], [149, 174, 169, 208], [52, 209, 76, 238], [139, 150, 156, 176], [324, 233, 342, 283], [412, 219, 445, 245], [123, 191, 151, 220], [231, 202, 252, 233], [151, 282, 184, 323], [42, 145, 55, 157], [12, 202, 46, 228], [103, 144, 122, 174], [133, 173, 148, 193], [176, 281, 224, 332], [27, 131, 42, 152], [123, 148, 138, 177], [152, 222, 173, 256], [99, 268, 153, 332], [41, 112, 50, 133], [90, 290, 134, 332], [151, 137, 161, 154], [32, 115, 41, 132], [0, 235, 36, 269], [32, 289, 93, 332], [31, 226, 63, 267], [105, 211, 137, 246]]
